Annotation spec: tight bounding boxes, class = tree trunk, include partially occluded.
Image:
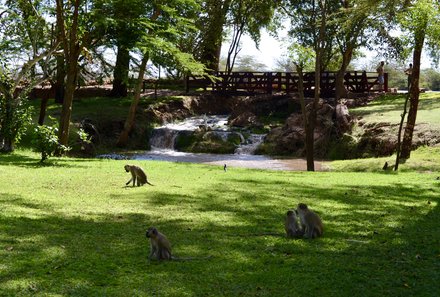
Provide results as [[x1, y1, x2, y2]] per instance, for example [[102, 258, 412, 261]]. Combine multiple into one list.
[[116, 8, 160, 147], [38, 96, 49, 125], [110, 44, 130, 97], [305, 1, 326, 172], [394, 91, 410, 171], [335, 46, 353, 103], [1, 93, 14, 152], [116, 52, 149, 147], [56, 0, 81, 148], [54, 55, 65, 104], [199, 0, 231, 71], [54, 5, 65, 104], [58, 54, 79, 146], [296, 65, 313, 169], [400, 33, 424, 160]]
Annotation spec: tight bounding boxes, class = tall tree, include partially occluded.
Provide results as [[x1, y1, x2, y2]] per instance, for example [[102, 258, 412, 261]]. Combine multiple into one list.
[[399, 0, 440, 160], [93, 0, 147, 97], [198, 0, 232, 71], [56, 0, 96, 148], [117, 0, 206, 147], [281, 0, 336, 171], [333, 0, 377, 101], [224, 0, 277, 73], [0, 0, 56, 152]]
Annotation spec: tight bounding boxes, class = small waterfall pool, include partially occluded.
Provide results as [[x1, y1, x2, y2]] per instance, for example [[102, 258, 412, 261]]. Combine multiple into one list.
[[98, 115, 326, 170]]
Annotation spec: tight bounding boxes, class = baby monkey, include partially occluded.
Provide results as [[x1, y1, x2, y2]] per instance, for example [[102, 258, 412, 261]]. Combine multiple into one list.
[[296, 203, 323, 239], [285, 210, 304, 238], [124, 164, 153, 187]]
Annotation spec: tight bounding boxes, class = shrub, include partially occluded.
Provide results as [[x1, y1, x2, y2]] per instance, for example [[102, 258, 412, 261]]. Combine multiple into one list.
[[32, 118, 70, 162]]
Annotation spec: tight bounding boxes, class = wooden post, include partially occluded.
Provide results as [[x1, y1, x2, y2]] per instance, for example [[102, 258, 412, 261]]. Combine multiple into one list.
[[267, 72, 272, 94]]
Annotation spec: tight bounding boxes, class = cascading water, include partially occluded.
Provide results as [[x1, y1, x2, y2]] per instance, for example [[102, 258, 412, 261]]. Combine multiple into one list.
[[234, 134, 266, 155], [149, 128, 180, 149], [148, 115, 264, 154], [148, 115, 265, 155]]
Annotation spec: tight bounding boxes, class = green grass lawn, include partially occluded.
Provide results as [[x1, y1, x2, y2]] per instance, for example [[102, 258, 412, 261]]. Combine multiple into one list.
[[1, 149, 439, 296], [350, 92, 440, 129]]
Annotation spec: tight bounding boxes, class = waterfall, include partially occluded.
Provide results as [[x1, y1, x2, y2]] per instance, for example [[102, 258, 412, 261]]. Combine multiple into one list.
[[234, 134, 265, 155], [149, 128, 180, 149], [149, 115, 265, 155]]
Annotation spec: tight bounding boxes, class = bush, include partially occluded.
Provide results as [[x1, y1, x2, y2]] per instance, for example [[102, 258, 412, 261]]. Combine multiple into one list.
[[32, 118, 70, 162]]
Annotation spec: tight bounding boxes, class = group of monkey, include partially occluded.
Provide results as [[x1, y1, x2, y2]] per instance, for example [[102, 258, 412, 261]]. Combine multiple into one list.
[[124, 164, 324, 261]]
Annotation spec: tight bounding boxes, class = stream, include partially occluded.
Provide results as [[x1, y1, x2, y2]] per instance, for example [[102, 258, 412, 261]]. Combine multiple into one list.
[[99, 115, 325, 171]]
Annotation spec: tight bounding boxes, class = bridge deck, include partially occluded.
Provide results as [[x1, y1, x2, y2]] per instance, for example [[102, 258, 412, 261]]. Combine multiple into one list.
[[186, 71, 388, 97]]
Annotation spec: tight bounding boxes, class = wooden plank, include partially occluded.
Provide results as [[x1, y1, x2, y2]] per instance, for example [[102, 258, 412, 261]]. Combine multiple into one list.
[[187, 71, 388, 95]]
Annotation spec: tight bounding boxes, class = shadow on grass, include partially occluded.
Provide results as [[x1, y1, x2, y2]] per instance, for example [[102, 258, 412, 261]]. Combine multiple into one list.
[[0, 175, 439, 296], [0, 152, 94, 169]]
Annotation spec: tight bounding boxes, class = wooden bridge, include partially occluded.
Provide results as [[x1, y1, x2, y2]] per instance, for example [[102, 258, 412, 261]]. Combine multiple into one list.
[[186, 71, 388, 97]]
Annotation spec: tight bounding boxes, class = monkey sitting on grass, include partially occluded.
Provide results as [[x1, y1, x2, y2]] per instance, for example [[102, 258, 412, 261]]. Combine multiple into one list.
[[296, 203, 323, 239], [285, 210, 304, 238], [124, 164, 153, 187]]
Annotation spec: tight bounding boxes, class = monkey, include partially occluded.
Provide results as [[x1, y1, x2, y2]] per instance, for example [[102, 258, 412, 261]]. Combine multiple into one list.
[[296, 203, 323, 239], [124, 164, 153, 187], [382, 162, 395, 171], [146, 227, 172, 260], [145, 227, 212, 262], [285, 210, 304, 238]]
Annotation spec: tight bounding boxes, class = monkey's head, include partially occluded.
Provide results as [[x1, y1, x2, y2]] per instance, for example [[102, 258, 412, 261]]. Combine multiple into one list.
[[297, 203, 309, 212], [146, 227, 158, 238], [124, 165, 130, 172], [286, 210, 295, 216]]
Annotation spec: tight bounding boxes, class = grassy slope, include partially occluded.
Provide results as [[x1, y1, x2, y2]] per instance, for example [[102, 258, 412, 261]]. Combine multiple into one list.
[[34, 95, 186, 123], [1, 150, 439, 296], [350, 92, 440, 128]]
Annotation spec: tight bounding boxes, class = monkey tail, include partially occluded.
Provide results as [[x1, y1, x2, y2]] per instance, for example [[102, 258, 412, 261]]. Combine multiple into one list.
[[145, 179, 154, 186], [171, 255, 212, 261]]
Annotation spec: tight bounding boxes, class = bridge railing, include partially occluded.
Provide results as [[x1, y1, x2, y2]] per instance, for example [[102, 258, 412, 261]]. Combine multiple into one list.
[[186, 71, 388, 96]]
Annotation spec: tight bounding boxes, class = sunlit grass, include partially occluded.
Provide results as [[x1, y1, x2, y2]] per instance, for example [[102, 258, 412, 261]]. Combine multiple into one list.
[[0, 149, 439, 296], [350, 92, 440, 128], [330, 146, 440, 172]]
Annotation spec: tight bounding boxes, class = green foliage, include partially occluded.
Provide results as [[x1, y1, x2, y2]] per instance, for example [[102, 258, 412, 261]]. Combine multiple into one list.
[[397, 0, 440, 62], [0, 70, 33, 151], [176, 130, 237, 154], [328, 133, 360, 160], [0, 149, 438, 295], [174, 131, 197, 151], [287, 43, 315, 71], [32, 117, 70, 162]]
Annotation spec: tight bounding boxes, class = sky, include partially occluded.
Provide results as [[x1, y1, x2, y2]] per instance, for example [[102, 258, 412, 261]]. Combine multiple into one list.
[[221, 29, 434, 72]]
